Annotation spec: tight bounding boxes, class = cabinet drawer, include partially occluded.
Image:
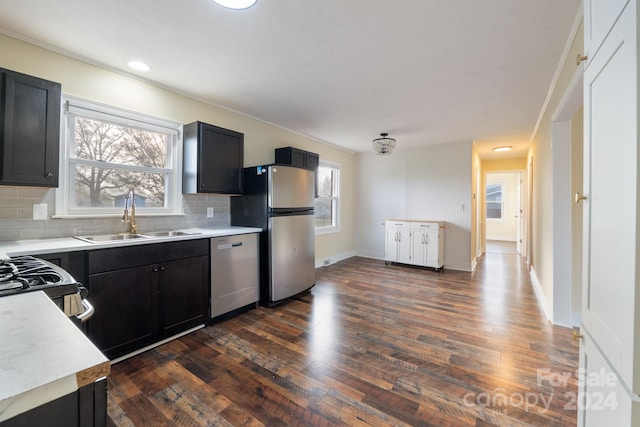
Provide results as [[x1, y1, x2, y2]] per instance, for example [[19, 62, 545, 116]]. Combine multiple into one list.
[[410, 222, 439, 231], [385, 220, 410, 228], [88, 239, 209, 274]]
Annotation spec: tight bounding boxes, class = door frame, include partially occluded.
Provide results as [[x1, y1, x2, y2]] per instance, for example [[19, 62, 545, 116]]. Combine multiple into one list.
[[550, 65, 584, 327]]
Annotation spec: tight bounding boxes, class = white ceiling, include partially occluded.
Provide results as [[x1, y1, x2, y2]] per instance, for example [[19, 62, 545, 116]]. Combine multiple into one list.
[[0, 0, 581, 158]]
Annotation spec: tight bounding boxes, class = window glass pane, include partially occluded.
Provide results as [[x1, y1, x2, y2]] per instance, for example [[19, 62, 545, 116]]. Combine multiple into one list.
[[486, 183, 503, 219], [315, 198, 333, 227], [74, 116, 168, 168], [317, 166, 333, 198], [73, 165, 166, 208]]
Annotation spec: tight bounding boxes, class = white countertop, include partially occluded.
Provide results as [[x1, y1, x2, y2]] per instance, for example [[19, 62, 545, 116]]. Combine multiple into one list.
[[0, 226, 262, 257], [0, 291, 110, 421]]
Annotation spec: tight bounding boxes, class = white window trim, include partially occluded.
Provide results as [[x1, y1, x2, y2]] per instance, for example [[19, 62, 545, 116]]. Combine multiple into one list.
[[486, 181, 505, 222], [54, 94, 183, 218], [315, 159, 341, 235]]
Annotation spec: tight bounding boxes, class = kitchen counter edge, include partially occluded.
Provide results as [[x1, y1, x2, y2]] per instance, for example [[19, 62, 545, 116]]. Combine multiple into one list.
[[0, 227, 263, 257]]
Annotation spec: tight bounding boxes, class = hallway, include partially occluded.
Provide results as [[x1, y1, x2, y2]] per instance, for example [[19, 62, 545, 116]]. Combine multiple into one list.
[[107, 252, 579, 426]]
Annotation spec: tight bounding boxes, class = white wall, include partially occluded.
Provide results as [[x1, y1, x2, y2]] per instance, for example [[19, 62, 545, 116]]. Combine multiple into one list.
[[356, 141, 473, 271], [486, 172, 519, 241]]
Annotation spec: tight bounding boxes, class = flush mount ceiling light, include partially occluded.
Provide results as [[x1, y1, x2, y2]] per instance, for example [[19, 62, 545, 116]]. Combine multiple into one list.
[[493, 145, 512, 152], [372, 133, 396, 155], [128, 61, 150, 72], [211, 0, 257, 9]]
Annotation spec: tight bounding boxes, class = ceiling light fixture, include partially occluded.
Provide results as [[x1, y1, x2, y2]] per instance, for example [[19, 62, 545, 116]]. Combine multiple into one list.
[[372, 133, 396, 155], [211, 0, 257, 10], [493, 145, 512, 152], [128, 61, 150, 72]]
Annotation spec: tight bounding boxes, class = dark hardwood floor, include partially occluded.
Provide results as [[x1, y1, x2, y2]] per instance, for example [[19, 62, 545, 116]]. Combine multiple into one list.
[[107, 253, 579, 426]]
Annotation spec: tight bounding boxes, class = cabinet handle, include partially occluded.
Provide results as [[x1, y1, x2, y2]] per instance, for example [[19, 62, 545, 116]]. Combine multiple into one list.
[[45, 172, 54, 178], [575, 192, 588, 204], [153, 267, 159, 272], [425, 234, 430, 245], [160, 266, 165, 271]]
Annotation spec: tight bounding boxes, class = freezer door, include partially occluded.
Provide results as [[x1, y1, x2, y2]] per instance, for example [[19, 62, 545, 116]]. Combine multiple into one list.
[[268, 165, 315, 210], [269, 214, 315, 301]]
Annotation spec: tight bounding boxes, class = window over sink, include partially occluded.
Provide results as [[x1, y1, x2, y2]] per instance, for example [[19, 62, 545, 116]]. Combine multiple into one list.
[[56, 95, 182, 217]]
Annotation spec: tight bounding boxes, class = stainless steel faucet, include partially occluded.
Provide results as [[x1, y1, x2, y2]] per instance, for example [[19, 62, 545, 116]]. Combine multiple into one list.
[[122, 188, 137, 234]]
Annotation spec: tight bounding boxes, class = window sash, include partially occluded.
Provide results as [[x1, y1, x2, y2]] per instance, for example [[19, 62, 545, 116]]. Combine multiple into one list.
[[56, 95, 183, 217], [486, 182, 504, 220], [315, 161, 340, 233]]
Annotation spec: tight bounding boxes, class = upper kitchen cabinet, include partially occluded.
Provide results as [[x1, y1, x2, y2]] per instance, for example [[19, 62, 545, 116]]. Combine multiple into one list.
[[275, 146, 319, 196], [183, 121, 243, 195], [275, 146, 319, 172], [0, 68, 61, 187]]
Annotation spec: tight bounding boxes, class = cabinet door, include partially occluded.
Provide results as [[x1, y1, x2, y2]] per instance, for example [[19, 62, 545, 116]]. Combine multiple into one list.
[[425, 231, 440, 267], [159, 256, 208, 337], [0, 69, 61, 187], [86, 265, 157, 359], [199, 123, 243, 194], [411, 230, 426, 266], [385, 227, 398, 261], [396, 228, 412, 264]]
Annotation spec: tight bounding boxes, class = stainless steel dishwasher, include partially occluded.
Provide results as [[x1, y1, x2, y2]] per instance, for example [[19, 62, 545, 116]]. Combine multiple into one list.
[[210, 233, 259, 319]]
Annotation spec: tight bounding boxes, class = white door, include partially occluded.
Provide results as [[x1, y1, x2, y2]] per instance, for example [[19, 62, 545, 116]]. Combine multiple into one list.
[[580, 0, 640, 424]]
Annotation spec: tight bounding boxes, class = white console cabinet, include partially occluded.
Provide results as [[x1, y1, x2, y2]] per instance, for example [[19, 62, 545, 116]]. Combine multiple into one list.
[[385, 220, 445, 271], [384, 221, 411, 265]]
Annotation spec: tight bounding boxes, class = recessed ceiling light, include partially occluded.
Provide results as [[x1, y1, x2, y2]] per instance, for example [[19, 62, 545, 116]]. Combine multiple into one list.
[[128, 61, 150, 72], [211, 0, 257, 10], [493, 146, 512, 152]]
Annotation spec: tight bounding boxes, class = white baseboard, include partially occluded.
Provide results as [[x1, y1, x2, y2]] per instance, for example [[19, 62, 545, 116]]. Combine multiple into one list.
[[486, 235, 517, 242], [530, 267, 552, 323], [315, 250, 356, 268]]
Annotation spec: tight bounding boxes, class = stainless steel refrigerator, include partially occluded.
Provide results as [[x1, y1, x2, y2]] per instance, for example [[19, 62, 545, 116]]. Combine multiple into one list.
[[230, 165, 315, 306]]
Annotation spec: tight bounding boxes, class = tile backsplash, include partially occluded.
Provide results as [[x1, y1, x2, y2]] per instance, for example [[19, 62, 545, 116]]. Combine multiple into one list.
[[0, 187, 231, 242]]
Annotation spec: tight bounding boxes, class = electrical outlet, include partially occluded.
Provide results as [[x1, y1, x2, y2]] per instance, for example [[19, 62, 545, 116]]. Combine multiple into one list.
[[207, 207, 214, 218], [33, 203, 47, 220]]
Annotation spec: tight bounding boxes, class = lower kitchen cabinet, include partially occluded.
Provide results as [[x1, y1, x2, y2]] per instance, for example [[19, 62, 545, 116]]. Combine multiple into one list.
[[385, 220, 445, 270], [85, 240, 209, 360], [384, 221, 412, 264], [86, 265, 158, 359], [409, 221, 444, 270], [1, 378, 107, 427], [159, 256, 208, 337]]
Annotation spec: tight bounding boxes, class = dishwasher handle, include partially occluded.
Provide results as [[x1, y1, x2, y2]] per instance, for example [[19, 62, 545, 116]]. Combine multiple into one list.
[[232, 242, 243, 247]]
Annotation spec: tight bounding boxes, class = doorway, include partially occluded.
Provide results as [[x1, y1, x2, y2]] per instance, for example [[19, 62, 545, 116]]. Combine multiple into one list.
[[485, 171, 524, 255]]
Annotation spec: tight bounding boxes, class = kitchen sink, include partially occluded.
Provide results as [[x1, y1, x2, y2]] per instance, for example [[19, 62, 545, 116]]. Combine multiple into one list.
[[74, 230, 202, 244], [74, 233, 149, 243], [140, 230, 202, 237]]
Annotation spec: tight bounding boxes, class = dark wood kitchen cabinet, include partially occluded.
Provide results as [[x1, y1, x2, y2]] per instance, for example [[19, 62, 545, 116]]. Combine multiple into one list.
[[85, 240, 209, 360], [0, 68, 61, 187], [275, 146, 319, 172], [275, 146, 319, 196], [183, 121, 244, 195]]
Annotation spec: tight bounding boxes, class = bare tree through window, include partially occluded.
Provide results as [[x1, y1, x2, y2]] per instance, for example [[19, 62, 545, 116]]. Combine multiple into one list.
[[72, 117, 169, 208]]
